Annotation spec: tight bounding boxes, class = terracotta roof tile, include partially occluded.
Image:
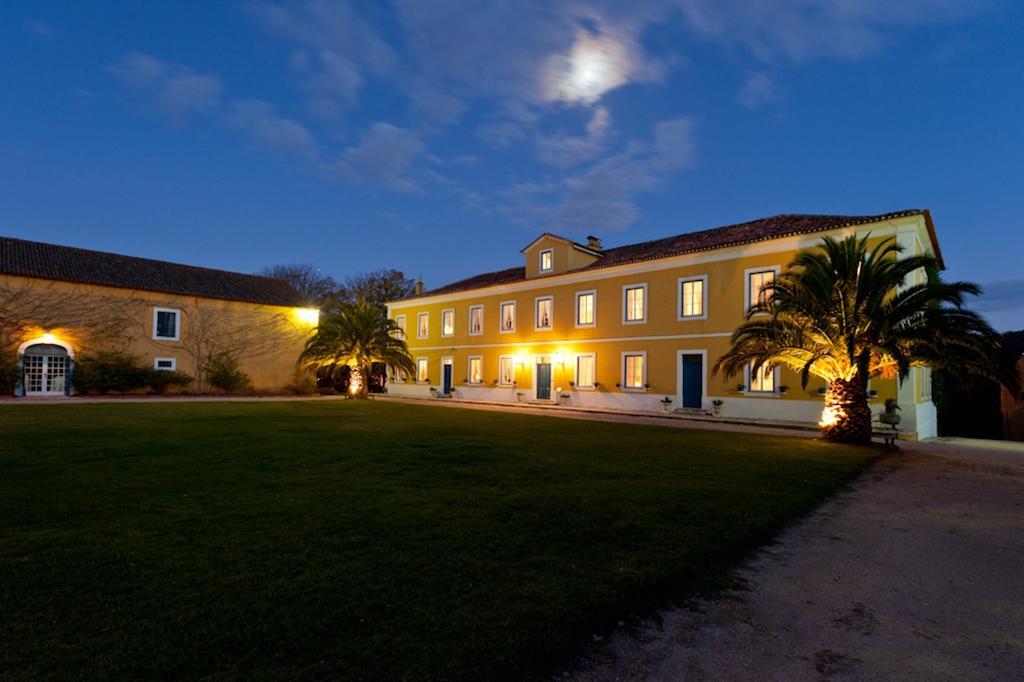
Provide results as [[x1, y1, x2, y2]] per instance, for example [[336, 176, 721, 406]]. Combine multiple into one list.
[[0, 236, 306, 307], [404, 210, 932, 300]]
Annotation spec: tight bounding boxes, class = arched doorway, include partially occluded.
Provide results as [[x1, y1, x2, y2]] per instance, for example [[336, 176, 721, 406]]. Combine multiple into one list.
[[17, 339, 75, 397]]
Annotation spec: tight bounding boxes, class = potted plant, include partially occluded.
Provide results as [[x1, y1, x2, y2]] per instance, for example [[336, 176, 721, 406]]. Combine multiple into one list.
[[660, 396, 673, 412], [594, 382, 601, 388], [868, 389, 878, 398], [817, 386, 827, 396], [779, 385, 790, 395], [644, 383, 651, 390], [615, 382, 621, 388], [515, 391, 524, 402], [736, 383, 747, 392], [712, 398, 724, 415]]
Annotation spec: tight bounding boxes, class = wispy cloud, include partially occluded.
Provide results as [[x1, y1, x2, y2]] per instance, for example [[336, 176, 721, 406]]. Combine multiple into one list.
[[501, 117, 696, 234], [24, 19, 56, 40], [325, 122, 427, 193], [737, 73, 778, 108], [108, 52, 223, 122], [228, 99, 317, 157], [975, 279, 1024, 313], [534, 107, 613, 168]]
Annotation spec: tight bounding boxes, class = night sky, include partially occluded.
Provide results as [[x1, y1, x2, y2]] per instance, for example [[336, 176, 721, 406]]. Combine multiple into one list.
[[2, 1, 1022, 329]]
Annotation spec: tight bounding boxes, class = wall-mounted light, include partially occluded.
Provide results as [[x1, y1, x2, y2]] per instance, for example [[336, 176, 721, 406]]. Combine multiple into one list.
[[295, 308, 320, 326], [41, 332, 56, 344]]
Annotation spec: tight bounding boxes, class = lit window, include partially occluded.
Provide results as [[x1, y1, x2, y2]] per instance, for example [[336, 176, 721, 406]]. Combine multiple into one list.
[[748, 269, 776, 311], [154, 357, 176, 371], [748, 362, 775, 393], [679, 277, 705, 319], [576, 291, 595, 327], [535, 296, 553, 329], [575, 354, 595, 388], [468, 305, 483, 335], [417, 357, 429, 383], [153, 307, 180, 340], [499, 356, 515, 385], [441, 309, 455, 337], [500, 301, 516, 332], [394, 366, 407, 383], [539, 249, 553, 272], [623, 285, 646, 323], [394, 314, 407, 338], [468, 356, 482, 384], [623, 353, 645, 389], [417, 312, 429, 338]]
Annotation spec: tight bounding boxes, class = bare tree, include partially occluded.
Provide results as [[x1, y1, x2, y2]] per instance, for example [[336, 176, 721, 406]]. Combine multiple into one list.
[[176, 299, 309, 393], [0, 279, 147, 356], [332, 269, 417, 311], [258, 264, 337, 306]]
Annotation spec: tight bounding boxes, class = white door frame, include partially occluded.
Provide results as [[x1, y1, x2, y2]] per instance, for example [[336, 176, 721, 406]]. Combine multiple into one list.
[[676, 349, 708, 411]]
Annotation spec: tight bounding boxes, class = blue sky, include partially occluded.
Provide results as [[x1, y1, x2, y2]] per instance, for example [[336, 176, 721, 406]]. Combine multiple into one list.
[[2, 1, 1023, 329]]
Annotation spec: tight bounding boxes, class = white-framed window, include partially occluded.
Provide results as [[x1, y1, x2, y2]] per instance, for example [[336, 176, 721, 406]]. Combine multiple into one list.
[[535, 295, 553, 330], [152, 307, 181, 341], [416, 357, 429, 383], [622, 352, 646, 390], [468, 305, 483, 335], [498, 356, 516, 386], [746, 362, 777, 394], [678, 276, 707, 320], [575, 353, 596, 389], [441, 308, 455, 337], [745, 266, 780, 312], [575, 289, 596, 328], [393, 365, 407, 383], [417, 312, 429, 339], [394, 314, 407, 338], [539, 248, 553, 273], [500, 301, 516, 333], [154, 357, 177, 371], [468, 356, 483, 384], [622, 284, 647, 324]]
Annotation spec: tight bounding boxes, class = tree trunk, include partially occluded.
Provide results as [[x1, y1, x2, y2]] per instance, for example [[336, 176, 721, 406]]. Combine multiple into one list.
[[820, 378, 872, 444]]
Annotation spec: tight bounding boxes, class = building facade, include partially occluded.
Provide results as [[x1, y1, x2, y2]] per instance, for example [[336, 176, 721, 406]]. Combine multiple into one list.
[[386, 210, 941, 439], [1, 236, 319, 396]]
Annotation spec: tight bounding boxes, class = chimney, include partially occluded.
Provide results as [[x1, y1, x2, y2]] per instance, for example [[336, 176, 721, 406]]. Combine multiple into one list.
[[586, 235, 603, 251], [414, 277, 424, 296]]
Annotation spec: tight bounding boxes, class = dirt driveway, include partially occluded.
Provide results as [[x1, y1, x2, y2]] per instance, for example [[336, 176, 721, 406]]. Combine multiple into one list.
[[565, 442, 1024, 681]]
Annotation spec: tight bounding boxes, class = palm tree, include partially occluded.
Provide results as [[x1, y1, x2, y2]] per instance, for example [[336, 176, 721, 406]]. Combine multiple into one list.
[[714, 235, 1019, 443], [299, 300, 415, 398]]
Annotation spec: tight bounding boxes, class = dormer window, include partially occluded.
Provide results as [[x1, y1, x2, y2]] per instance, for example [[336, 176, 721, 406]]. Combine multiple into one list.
[[539, 249, 553, 273]]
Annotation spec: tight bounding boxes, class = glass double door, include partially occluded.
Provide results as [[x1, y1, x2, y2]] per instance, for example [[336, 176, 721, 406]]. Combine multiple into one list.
[[24, 354, 68, 396]]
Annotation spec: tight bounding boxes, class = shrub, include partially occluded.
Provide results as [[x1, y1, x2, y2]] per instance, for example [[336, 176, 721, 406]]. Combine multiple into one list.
[[285, 371, 318, 395], [204, 351, 252, 394], [74, 351, 154, 394], [73, 351, 193, 395], [149, 369, 193, 395], [0, 354, 19, 395]]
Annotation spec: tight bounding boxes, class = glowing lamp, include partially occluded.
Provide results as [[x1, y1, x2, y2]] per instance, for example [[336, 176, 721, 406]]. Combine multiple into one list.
[[41, 333, 56, 344], [295, 308, 320, 326]]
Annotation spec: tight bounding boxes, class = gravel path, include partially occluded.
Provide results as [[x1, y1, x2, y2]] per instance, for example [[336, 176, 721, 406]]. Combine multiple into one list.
[[564, 442, 1024, 681]]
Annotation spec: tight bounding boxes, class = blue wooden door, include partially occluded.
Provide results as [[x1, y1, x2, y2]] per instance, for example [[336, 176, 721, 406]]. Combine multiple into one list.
[[536, 363, 551, 400], [682, 354, 703, 408], [442, 363, 452, 394]]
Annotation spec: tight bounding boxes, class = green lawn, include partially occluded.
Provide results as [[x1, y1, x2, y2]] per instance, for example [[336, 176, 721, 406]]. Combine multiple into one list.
[[0, 401, 875, 680]]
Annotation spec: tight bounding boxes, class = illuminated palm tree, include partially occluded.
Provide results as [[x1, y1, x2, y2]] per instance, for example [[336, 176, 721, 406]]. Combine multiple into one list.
[[299, 300, 414, 399], [714, 235, 1018, 443]]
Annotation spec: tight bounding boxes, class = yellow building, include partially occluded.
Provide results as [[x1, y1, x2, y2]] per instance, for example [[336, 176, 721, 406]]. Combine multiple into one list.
[[1, 236, 319, 396], [386, 210, 942, 439]]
